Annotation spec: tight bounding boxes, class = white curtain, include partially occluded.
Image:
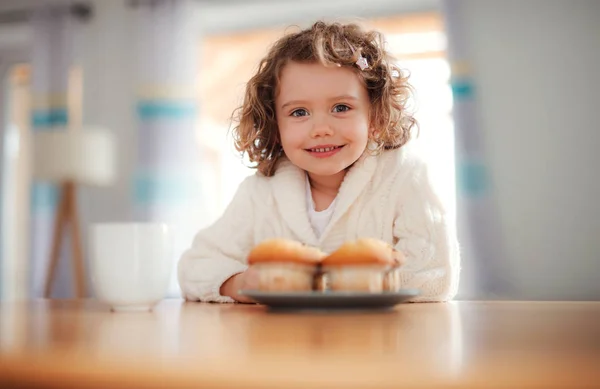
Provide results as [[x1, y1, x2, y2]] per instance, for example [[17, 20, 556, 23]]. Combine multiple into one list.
[[29, 7, 80, 298], [442, 1, 509, 299], [131, 0, 204, 296]]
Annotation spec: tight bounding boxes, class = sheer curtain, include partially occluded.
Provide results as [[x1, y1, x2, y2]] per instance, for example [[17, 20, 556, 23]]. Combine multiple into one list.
[[29, 7, 80, 298], [442, 0, 508, 299], [131, 0, 204, 296]]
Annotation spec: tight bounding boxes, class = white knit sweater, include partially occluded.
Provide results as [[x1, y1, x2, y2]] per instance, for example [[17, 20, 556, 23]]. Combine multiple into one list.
[[178, 146, 461, 303]]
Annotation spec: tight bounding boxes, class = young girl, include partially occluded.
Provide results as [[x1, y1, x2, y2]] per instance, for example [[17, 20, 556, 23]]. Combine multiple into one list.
[[178, 21, 460, 303]]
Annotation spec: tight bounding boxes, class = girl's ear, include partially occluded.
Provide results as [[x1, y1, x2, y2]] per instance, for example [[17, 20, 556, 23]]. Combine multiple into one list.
[[273, 127, 284, 153], [368, 115, 378, 138], [369, 126, 379, 140], [275, 127, 281, 144]]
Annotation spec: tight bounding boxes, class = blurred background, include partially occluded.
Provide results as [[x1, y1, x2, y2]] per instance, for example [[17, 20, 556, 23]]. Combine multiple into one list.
[[0, 0, 598, 302]]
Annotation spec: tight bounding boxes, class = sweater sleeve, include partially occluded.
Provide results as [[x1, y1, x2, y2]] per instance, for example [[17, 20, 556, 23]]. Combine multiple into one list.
[[392, 162, 461, 302], [177, 176, 256, 303]]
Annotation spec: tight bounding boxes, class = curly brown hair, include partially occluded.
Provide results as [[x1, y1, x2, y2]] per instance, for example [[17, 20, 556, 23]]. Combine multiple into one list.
[[231, 20, 418, 176]]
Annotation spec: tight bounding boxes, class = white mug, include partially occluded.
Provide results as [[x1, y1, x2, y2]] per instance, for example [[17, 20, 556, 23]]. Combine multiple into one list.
[[89, 223, 174, 311]]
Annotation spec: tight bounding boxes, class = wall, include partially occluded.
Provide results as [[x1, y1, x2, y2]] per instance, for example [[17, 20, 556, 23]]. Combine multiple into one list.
[[5, 0, 597, 300], [456, 0, 600, 300], [78, 0, 135, 227]]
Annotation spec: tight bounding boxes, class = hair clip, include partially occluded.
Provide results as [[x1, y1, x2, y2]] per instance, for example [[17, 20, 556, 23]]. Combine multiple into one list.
[[346, 39, 368, 70], [355, 55, 369, 71]]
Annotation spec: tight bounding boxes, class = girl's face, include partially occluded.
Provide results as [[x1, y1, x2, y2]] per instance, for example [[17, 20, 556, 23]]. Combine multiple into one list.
[[275, 61, 371, 180]]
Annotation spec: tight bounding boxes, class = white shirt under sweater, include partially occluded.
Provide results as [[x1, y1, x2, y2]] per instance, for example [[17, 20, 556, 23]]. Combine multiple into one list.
[[178, 145, 461, 303], [305, 174, 337, 238]]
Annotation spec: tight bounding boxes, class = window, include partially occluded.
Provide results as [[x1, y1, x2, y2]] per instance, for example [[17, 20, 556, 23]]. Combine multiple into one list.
[[197, 12, 455, 222], [1, 64, 30, 300]]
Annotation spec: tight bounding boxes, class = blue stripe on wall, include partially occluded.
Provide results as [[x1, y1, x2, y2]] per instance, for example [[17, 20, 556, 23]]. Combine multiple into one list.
[[450, 79, 475, 100], [31, 108, 68, 129], [457, 160, 489, 197], [133, 173, 200, 205], [31, 182, 59, 211], [136, 100, 197, 120]]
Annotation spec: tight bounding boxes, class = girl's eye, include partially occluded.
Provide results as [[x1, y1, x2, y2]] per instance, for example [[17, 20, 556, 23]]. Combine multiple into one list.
[[291, 109, 309, 117], [333, 104, 351, 113]]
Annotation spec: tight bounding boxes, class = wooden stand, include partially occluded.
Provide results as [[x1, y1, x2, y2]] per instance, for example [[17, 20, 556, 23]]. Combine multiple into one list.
[[44, 180, 86, 298]]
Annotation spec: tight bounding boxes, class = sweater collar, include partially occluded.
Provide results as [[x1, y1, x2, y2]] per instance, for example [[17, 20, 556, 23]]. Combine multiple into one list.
[[270, 152, 378, 245], [321, 152, 378, 240], [270, 157, 318, 245]]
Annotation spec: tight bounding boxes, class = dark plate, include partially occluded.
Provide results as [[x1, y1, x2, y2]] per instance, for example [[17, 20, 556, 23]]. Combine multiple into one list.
[[239, 290, 419, 310]]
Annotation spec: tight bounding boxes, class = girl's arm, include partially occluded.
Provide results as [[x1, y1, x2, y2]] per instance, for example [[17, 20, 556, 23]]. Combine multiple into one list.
[[393, 163, 461, 302], [177, 176, 256, 303]]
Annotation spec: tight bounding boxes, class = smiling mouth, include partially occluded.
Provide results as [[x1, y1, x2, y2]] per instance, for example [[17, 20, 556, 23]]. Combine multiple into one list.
[[305, 145, 344, 153]]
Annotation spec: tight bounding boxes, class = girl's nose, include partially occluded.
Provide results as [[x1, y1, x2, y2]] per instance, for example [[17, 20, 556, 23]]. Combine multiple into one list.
[[310, 117, 334, 138]]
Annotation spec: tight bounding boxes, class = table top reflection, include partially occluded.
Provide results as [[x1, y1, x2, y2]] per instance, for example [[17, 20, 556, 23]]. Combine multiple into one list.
[[0, 300, 598, 389]]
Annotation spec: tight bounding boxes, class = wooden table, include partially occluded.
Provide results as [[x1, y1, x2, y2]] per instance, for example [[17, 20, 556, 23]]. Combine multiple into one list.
[[0, 300, 598, 388]]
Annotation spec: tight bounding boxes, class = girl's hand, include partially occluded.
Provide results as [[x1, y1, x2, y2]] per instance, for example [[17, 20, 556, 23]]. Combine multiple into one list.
[[219, 267, 259, 303]]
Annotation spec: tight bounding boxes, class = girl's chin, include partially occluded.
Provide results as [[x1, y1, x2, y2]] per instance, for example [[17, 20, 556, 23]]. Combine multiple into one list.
[[303, 163, 353, 178], [306, 169, 347, 178]]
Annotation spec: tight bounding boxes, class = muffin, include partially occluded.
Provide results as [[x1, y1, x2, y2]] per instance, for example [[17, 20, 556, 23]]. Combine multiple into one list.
[[313, 271, 329, 292], [247, 238, 325, 292], [321, 238, 404, 292], [383, 267, 401, 292]]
